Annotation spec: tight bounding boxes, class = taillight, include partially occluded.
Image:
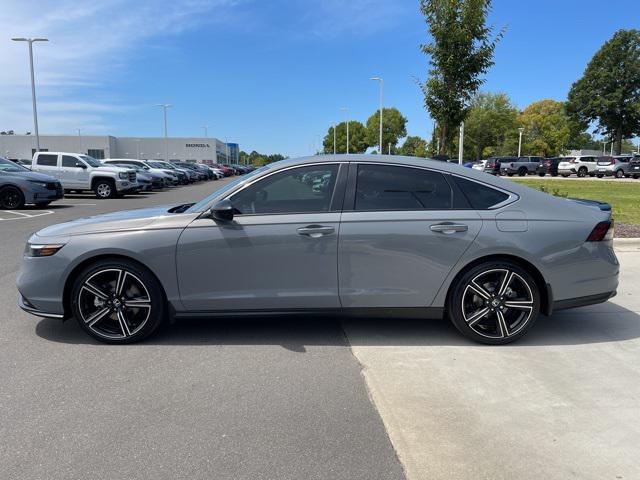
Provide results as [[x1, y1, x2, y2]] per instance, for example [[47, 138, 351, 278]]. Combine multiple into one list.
[[586, 220, 614, 242]]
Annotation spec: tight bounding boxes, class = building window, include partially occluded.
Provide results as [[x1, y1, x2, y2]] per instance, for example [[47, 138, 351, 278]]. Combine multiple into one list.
[[87, 149, 105, 159]]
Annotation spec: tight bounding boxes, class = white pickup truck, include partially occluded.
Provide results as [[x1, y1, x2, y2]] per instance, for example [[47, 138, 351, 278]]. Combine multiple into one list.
[[31, 152, 138, 198]]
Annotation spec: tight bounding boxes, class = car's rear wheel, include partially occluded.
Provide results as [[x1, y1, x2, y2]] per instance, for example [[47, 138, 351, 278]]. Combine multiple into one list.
[[577, 167, 587, 177], [615, 169, 624, 178], [447, 261, 540, 345], [71, 259, 165, 344], [0, 186, 25, 209]]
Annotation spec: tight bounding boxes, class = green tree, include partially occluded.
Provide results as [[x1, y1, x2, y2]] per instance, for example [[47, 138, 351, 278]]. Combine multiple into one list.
[[567, 29, 640, 155], [419, 0, 503, 156], [518, 100, 588, 157], [398, 136, 428, 157], [322, 121, 369, 154], [365, 107, 407, 153], [463, 92, 518, 160]]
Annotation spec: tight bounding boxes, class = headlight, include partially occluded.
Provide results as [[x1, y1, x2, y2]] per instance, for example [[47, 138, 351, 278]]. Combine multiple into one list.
[[25, 243, 65, 257], [28, 180, 47, 188], [118, 172, 128, 179]]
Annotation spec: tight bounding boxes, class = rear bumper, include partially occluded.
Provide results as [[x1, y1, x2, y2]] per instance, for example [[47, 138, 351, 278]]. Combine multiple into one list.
[[553, 291, 616, 312]]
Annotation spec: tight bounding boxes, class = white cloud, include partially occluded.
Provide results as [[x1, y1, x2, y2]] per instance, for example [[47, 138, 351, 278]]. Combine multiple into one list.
[[0, 0, 243, 134]]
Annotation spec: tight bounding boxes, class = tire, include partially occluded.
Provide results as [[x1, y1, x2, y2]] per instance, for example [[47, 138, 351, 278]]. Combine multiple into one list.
[[597, 175, 604, 178], [518, 167, 527, 176], [577, 167, 587, 177], [615, 170, 624, 178], [93, 179, 117, 199], [538, 173, 546, 177], [633, 175, 639, 179], [447, 260, 540, 345], [561, 174, 569, 178], [0, 186, 25, 209], [70, 258, 166, 344], [507, 173, 514, 177]]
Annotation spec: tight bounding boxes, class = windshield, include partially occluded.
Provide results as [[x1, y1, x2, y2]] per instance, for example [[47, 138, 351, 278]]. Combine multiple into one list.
[[157, 162, 177, 170], [0, 158, 28, 173], [79, 155, 102, 168], [187, 166, 270, 213]]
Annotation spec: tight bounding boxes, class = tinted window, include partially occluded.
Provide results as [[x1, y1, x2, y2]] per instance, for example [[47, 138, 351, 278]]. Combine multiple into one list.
[[231, 164, 339, 215], [355, 164, 452, 211], [62, 155, 80, 167], [36, 154, 57, 166], [454, 176, 510, 209]]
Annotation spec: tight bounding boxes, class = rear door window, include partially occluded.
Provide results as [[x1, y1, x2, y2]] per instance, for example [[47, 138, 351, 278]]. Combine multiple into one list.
[[36, 154, 58, 166], [354, 164, 452, 211]]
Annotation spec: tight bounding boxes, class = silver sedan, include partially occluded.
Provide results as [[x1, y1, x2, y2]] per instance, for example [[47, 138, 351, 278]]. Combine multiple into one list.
[[17, 155, 619, 345]]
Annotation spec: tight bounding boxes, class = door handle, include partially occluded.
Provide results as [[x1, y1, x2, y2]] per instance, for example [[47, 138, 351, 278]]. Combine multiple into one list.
[[297, 225, 335, 238], [430, 223, 468, 234]]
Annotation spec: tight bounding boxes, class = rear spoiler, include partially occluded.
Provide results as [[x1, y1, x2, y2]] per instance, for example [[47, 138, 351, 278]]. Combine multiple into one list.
[[566, 198, 611, 212]]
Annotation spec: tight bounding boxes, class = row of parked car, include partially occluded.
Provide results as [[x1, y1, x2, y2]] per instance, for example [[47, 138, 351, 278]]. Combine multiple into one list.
[[0, 151, 254, 209], [470, 154, 640, 179]]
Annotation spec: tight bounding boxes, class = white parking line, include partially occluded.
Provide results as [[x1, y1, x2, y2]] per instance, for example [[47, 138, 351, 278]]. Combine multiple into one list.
[[0, 210, 54, 221]]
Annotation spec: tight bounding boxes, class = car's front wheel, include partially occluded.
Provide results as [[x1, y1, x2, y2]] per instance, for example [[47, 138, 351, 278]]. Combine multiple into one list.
[[0, 186, 25, 209], [94, 179, 116, 199], [71, 259, 165, 343], [447, 261, 540, 345]]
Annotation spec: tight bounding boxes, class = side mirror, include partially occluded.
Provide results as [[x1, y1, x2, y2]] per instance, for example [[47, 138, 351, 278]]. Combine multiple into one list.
[[208, 199, 234, 222], [75, 161, 87, 169]]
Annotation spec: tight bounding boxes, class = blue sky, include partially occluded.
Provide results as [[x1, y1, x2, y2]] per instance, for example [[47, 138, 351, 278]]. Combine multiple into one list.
[[1, 0, 638, 157]]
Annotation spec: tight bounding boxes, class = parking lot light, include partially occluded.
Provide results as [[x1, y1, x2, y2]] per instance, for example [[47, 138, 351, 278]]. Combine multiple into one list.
[[340, 107, 349, 154], [12, 37, 48, 153], [518, 127, 524, 157], [370, 77, 383, 154], [155, 104, 172, 161]]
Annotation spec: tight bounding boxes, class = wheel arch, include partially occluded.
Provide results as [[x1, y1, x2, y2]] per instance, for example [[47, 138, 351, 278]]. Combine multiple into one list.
[[444, 254, 552, 317], [62, 253, 168, 318], [90, 176, 116, 190]]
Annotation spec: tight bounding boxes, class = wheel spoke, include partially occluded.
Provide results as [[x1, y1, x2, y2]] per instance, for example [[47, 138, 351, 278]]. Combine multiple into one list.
[[498, 271, 514, 296], [496, 310, 509, 338], [465, 307, 490, 326], [124, 299, 150, 308], [469, 281, 491, 300], [117, 310, 132, 337], [82, 282, 109, 300], [115, 270, 127, 295], [504, 300, 533, 311], [85, 307, 111, 326]]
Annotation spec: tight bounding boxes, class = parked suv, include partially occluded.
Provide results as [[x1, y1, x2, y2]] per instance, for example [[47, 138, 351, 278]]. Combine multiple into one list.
[[595, 156, 632, 178], [0, 157, 63, 209], [537, 157, 563, 176], [483, 157, 513, 175], [103, 159, 175, 187], [500, 156, 544, 176], [629, 156, 640, 179], [557, 156, 598, 177], [31, 152, 137, 199]]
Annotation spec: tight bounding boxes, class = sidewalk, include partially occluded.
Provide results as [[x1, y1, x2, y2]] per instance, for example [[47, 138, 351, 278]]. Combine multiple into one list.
[[344, 248, 640, 480]]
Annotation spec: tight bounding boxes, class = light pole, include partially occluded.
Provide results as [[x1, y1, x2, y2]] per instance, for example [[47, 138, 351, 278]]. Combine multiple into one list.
[[517, 127, 524, 157], [77, 128, 82, 153], [202, 125, 208, 138], [12, 37, 48, 153], [333, 122, 337, 155], [370, 77, 383, 154], [340, 107, 349, 154], [458, 121, 465, 165], [135, 139, 141, 159], [155, 104, 172, 161]]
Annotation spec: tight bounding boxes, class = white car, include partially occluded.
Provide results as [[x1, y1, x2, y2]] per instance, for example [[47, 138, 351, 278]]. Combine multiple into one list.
[[32, 152, 138, 198], [557, 156, 599, 177], [472, 160, 487, 171], [103, 159, 176, 186]]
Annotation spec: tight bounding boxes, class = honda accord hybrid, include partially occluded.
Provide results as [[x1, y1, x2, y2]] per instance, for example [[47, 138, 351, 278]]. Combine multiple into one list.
[[17, 155, 619, 344]]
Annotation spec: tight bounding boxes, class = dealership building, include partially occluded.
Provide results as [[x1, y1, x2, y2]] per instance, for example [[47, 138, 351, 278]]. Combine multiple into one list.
[[0, 134, 240, 164]]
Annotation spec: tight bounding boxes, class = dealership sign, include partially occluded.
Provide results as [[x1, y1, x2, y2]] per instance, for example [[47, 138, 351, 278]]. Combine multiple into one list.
[[185, 143, 210, 148]]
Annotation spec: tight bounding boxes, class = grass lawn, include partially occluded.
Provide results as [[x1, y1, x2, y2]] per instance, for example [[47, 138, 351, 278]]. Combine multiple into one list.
[[512, 179, 640, 225]]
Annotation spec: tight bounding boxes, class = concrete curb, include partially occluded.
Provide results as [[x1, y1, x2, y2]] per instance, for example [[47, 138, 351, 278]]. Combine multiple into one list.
[[614, 238, 640, 251]]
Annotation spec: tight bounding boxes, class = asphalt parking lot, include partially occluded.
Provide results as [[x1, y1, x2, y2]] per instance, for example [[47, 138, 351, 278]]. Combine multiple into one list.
[[1, 180, 639, 479]]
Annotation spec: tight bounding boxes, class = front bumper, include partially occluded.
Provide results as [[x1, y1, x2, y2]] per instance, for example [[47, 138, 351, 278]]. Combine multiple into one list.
[[115, 179, 138, 192], [18, 295, 64, 319]]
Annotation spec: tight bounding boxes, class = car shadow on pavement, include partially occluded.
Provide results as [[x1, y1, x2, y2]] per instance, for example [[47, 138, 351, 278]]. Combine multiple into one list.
[[35, 301, 640, 349]]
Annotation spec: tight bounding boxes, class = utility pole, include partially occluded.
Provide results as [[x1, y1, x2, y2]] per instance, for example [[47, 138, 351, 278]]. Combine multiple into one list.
[[12, 37, 48, 153], [333, 122, 337, 155], [458, 122, 465, 165], [155, 104, 172, 161]]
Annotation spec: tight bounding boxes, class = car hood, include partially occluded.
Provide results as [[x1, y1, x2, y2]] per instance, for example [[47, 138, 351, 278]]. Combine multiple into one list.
[[35, 205, 182, 237], [96, 165, 133, 174], [0, 170, 58, 182]]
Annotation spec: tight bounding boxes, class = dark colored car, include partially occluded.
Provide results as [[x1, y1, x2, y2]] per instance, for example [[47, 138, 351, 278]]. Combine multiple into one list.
[[629, 156, 640, 179], [484, 157, 514, 175], [537, 157, 563, 176], [0, 157, 63, 209]]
